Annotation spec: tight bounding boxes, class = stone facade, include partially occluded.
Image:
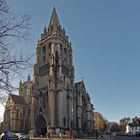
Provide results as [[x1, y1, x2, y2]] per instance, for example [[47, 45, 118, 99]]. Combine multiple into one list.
[[3, 7, 94, 136]]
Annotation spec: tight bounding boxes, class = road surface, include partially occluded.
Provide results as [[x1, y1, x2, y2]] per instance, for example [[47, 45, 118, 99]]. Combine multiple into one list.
[[76, 135, 140, 140]]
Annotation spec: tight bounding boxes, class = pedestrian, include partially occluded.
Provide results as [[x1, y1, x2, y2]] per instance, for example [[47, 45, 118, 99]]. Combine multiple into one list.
[[59, 132, 63, 140], [73, 131, 75, 140], [95, 130, 98, 139], [109, 132, 112, 140], [70, 130, 72, 140], [48, 132, 50, 138], [100, 133, 104, 139], [1, 130, 9, 140]]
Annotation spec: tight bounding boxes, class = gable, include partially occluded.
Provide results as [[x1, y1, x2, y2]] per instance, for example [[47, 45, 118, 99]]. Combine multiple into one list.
[[75, 81, 86, 94], [6, 95, 14, 108]]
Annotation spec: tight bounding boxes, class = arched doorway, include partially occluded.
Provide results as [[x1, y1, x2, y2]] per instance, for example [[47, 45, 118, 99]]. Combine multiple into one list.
[[36, 114, 47, 137]]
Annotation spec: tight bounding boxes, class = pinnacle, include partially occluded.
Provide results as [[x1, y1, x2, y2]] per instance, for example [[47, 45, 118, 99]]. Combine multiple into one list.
[[48, 6, 60, 27]]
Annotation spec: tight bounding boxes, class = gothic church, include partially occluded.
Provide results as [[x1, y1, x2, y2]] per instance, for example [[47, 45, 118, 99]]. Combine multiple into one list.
[[3, 7, 94, 137]]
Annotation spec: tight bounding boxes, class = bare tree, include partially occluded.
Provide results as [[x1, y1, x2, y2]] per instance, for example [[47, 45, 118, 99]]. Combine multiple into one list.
[[0, 0, 32, 103]]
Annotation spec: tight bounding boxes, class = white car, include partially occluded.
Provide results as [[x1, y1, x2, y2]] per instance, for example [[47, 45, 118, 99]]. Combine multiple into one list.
[[15, 133, 29, 140]]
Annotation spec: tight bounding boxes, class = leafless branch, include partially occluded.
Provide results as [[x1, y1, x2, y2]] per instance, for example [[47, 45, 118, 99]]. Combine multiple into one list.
[[0, 0, 32, 103]]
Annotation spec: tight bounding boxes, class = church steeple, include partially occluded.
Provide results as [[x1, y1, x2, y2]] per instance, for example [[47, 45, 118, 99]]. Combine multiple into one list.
[[40, 7, 69, 41], [48, 7, 60, 28]]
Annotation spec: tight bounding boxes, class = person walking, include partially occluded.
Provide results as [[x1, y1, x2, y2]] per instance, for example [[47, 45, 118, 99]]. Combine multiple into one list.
[[59, 132, 63, 140], [72, 130, 75, 140], [109, 132, 112, 140], [1, 130, 9, 140], [95, 130, 99, 139]]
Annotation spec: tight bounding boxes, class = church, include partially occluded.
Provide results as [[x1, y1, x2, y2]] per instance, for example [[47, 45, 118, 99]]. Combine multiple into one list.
[[3, 7, 94, 137]]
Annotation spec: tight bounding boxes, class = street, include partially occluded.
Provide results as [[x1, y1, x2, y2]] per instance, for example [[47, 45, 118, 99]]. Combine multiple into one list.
[[30, 135, 140, 140], [76, 135, 140, 140], [110, 136, 140, 140]]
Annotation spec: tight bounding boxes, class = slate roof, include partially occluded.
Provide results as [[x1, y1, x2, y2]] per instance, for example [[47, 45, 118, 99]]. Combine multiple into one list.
[[75, 81, 83, 86], [129, 122, 140, 127], [75, 81, 83, 89], [10, 94, 30, 105]]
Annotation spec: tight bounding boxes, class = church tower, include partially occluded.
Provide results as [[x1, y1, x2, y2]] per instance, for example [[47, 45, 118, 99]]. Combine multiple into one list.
[[33, 7, 75, 134], [3, 7, 94, 137]]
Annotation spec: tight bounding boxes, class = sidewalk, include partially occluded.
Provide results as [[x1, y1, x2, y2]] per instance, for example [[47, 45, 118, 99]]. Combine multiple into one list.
[[76, 137, 97, 140], [75, 135, 107, 140], [30, 136, 98, 140], [30, 135, 114, 140]]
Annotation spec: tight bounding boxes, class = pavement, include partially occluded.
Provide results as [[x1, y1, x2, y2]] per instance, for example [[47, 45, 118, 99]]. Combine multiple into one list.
[[76, 135, 111, 140], [30, 135, 114, 140], [30, 136, 99, 140]]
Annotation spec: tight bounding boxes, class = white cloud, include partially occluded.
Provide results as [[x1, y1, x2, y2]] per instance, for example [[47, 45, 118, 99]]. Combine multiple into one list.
[[0, 105, 4, 122]]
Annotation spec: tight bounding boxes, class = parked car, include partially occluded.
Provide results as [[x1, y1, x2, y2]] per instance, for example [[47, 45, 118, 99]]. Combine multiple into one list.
[[124, 132, 135, 137], [1, 132, 18, 140], [135, 133, 140, 137], [15, 133, 29, 140], [0, 133, 4, 139]]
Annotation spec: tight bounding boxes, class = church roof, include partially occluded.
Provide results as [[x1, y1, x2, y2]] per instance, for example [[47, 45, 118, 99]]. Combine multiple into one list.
[[75, 81, 83, 86], [11, 94, 30, 105], [48, 7, 60, 27], [75, 80, 85, 90]]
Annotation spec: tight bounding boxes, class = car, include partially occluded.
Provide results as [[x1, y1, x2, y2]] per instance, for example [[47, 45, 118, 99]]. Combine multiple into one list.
[[135, 133, 140, 137], [112, 132, 116, 136], [0, 133, 4, 139], [1, 132, 18, 140], [15, 133, 29, 140]]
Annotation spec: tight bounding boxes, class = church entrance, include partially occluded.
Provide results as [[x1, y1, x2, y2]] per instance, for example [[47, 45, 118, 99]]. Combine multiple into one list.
[[36, 114, 47, 137]]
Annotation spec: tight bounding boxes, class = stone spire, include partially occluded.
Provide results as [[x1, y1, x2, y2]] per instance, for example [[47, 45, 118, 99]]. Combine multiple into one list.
[[48, 6, 60, 28], [19, 80, 22, 87], [27, 74, 31, 81]]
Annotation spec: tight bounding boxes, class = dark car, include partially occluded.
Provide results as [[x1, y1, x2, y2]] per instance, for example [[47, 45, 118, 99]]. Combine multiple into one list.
[[1, 132, 18, 140], [135, 133, 140, 137]]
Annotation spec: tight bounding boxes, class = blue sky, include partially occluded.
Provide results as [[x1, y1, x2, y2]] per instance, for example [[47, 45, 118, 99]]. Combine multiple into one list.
[[4, 0, 140, 122]]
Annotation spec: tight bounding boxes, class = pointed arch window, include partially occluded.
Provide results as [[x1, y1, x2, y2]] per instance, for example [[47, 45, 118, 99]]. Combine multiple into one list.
[[16, 108, 19, 118], [43, 46, 46, 64], [64, 48, 67, 54], [43, 56, 46, 64], [48, 42, 51, 48], [60, 43, 62, 49], [23, 109, 25, 117], [63, 117, 66, 126], [40, 107, 43, 113], [48, 42, 51, 56], [64, 76, 65, 86], [43, 46, 46, 52], [60, 43, 63, 59]]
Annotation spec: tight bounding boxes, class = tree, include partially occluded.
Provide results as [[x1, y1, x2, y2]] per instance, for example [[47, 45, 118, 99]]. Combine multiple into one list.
[[94, 112, 108, 132], [110, 122, 120, 133], [0, 0, 31, 103]]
